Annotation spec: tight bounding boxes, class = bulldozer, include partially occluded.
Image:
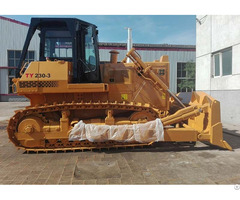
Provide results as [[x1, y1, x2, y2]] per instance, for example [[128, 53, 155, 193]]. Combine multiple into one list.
[[7, 17, 232, 152]]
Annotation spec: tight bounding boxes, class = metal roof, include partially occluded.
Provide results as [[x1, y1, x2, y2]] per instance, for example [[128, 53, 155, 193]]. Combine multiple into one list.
[[0, 16, 29, 27], [98, 42, 195, 51]]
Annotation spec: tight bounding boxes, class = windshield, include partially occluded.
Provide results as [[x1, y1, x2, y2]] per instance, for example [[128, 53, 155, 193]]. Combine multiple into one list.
[[84, 26, 97, 73], [43, 27, 97, 73], [44, 30, 72, 58]]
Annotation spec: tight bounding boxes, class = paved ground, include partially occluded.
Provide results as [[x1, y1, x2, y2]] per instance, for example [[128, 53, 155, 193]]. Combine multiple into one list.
[[0, 102, 240, 185]]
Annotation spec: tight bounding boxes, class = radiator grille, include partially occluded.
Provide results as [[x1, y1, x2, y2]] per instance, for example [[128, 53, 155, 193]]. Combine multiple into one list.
[[19, 81, 58, 88]]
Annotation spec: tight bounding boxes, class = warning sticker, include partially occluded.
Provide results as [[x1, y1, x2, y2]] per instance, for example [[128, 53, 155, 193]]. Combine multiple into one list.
[[162, 93, 166, 100], [121, 94, 128, 100]]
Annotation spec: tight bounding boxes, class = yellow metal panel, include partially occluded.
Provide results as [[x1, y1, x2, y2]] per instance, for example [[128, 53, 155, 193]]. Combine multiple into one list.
[[38, 61, 70, 81], [67, 83, 109, 92], [164, 128, 198, 141]]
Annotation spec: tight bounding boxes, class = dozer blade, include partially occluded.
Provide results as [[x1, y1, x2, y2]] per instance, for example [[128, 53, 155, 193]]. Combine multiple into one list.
[[188, 92, 232, 150]]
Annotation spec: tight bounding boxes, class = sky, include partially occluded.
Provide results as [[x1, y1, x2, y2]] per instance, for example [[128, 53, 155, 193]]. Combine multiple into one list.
[[4, 15, 196, 45]]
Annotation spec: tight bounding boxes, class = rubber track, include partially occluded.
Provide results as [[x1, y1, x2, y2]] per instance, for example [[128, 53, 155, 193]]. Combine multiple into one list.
[[7, 101, 159, 153]]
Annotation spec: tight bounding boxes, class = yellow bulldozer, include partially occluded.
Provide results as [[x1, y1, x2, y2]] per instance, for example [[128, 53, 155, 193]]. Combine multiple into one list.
[[7, 18, 232, 152]]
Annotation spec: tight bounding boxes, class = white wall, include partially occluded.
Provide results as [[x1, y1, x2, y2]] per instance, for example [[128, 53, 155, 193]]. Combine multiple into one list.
[[195, 54, 211, 90], [211, 16, 240, 52], [0, 69, 8, 94], [196, 15, 212, 58], [0, 19, 39, 66], [196, 15, 240, 91], [196, 15, 240, 125]]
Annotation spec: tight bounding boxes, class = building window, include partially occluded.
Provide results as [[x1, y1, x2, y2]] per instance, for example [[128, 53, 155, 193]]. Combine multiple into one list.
[[8, 50, 35, 67], [177, 62, 186, 78], [7, 50, 35, 93], [177, 62, 195, 93], [214, 54, 220, 76], [212, 48, 232, 77]]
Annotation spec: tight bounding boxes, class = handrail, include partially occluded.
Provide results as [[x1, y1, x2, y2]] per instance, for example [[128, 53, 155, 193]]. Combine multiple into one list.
[[19, 62, 29, 76], [12, 83, 17, 94]]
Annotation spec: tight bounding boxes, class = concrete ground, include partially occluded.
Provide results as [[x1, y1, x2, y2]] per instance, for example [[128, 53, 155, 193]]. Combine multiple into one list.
[[0, 102, 240, 185]]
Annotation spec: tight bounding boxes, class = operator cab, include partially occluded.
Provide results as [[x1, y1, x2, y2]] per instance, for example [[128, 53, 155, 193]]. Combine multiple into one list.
[[17, 18, 101, 83]]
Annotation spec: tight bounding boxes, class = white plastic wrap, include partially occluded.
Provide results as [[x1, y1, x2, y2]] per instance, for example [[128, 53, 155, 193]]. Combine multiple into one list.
[[69, 118, 164, 143]]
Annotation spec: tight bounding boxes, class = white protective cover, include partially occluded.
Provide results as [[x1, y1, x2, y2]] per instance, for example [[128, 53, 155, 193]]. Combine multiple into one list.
[[69, 118, 164, 143]]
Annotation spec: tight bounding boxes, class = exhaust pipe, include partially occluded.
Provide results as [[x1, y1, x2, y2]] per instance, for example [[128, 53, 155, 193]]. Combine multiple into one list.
[[109, 50, 119, 63]]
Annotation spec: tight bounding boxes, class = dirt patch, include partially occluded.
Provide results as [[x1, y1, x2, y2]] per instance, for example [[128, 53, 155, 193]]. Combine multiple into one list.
[[197, 152, 217, 158], [74, 160, 121, 180]]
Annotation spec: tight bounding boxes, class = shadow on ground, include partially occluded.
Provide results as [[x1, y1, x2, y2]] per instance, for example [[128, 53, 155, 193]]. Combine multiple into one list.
[[23, 142, 227, 155], [223, 131, 240, 149], [23, 131, 240, 155]]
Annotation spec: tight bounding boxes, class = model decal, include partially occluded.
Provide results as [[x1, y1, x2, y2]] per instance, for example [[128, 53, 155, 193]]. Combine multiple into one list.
[[25, 73, 51, 78]]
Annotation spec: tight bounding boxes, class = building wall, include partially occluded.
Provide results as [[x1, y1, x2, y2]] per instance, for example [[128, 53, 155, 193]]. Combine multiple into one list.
[[0, 17, 39, 99], [196, 15, 240, 125]]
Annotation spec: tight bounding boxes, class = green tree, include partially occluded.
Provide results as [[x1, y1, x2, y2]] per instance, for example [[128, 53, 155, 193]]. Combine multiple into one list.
[[178, 62, 195, 92]]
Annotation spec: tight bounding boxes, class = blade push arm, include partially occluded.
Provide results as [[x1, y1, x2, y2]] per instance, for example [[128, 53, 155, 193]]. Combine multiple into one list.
[[126, 48, 185, 108]]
